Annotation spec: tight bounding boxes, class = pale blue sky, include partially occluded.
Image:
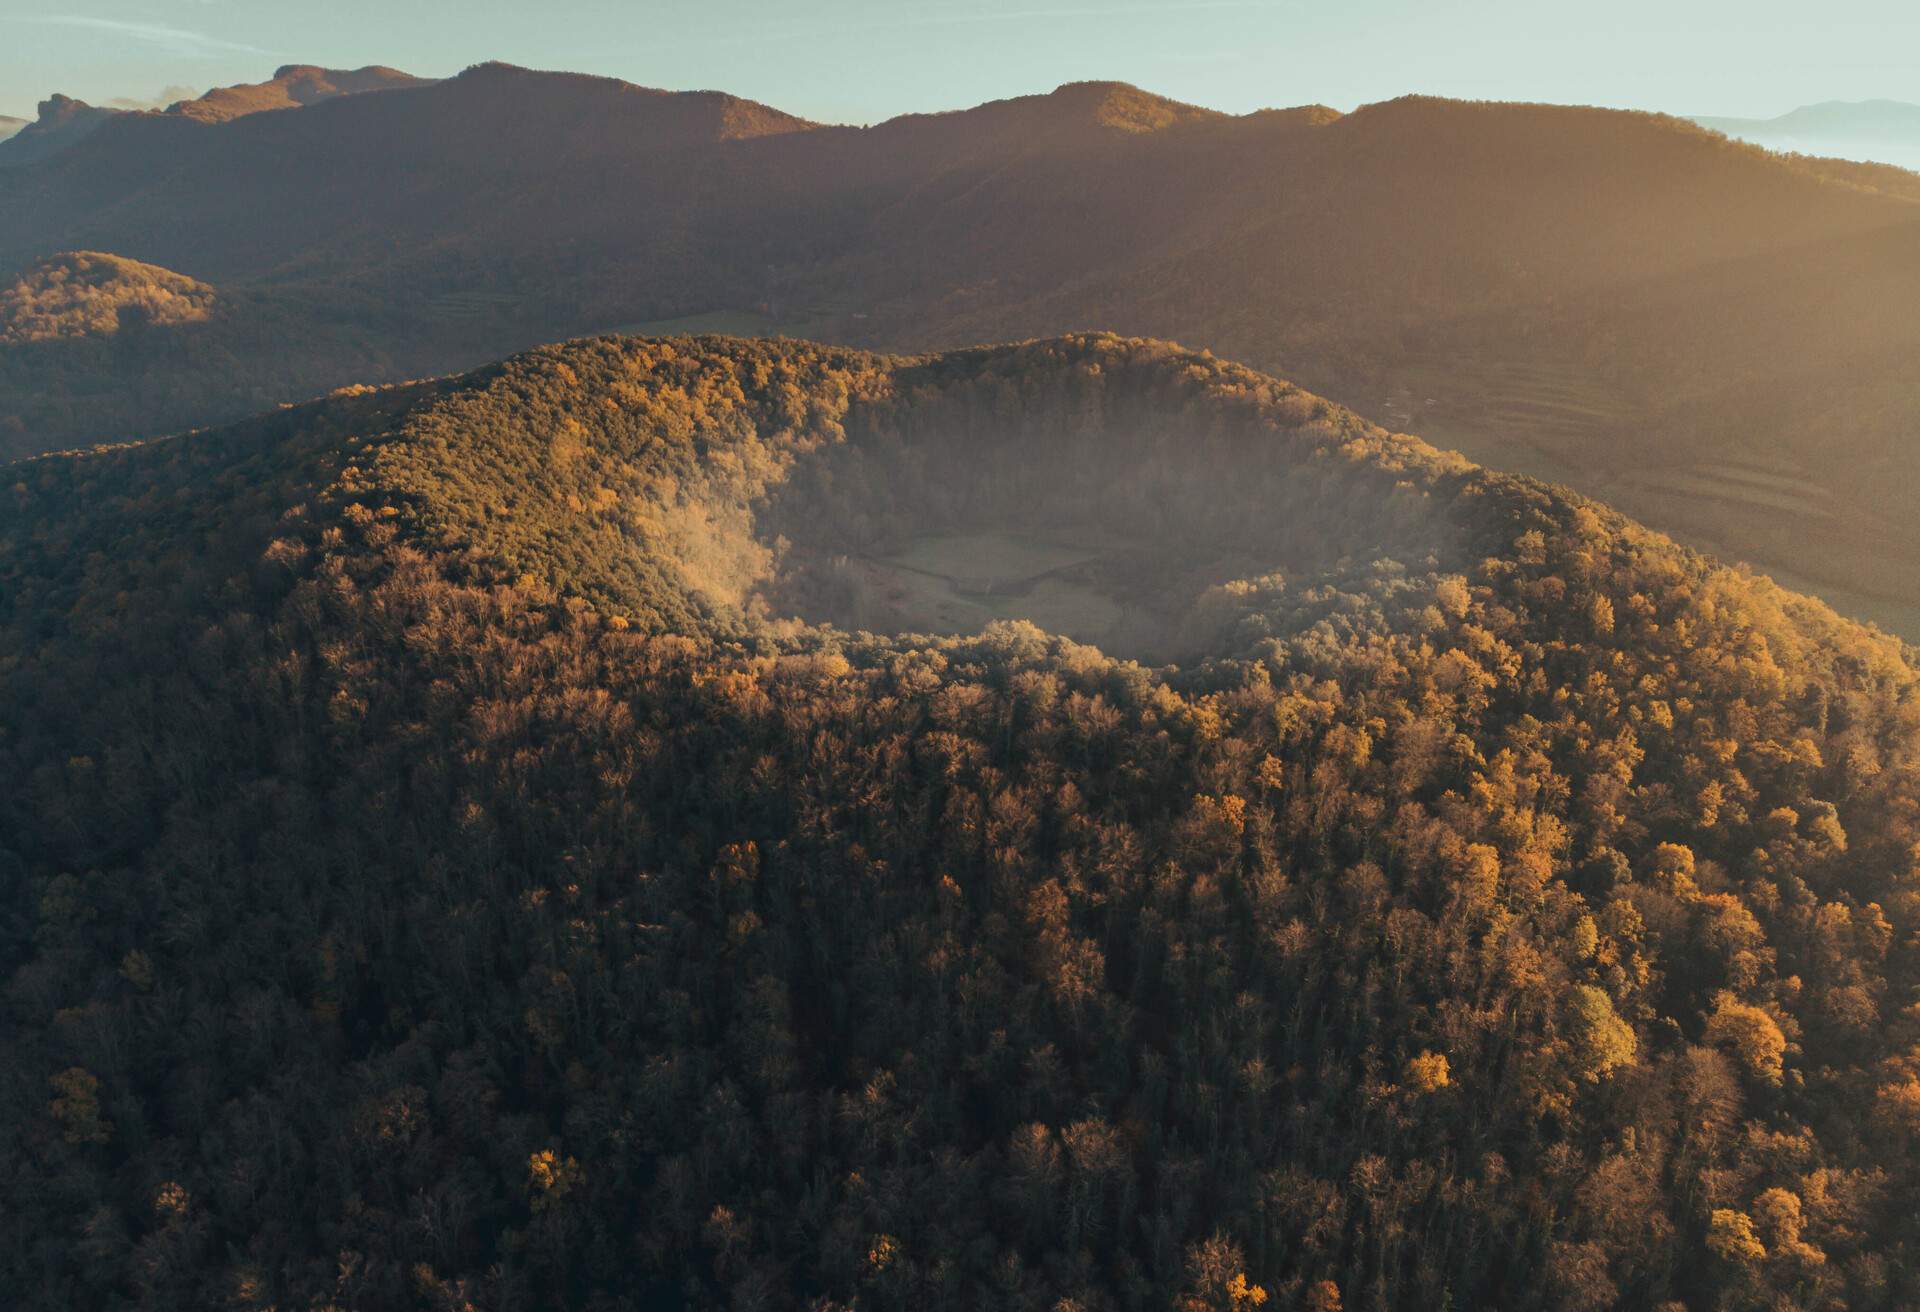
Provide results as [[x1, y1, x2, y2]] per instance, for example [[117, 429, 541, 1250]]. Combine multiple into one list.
[[3, 0, 1917, 124]]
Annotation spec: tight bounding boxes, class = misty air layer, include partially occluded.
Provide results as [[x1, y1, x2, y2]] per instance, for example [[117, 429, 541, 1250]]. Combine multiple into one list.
[[4, 47, 1920, 1312]]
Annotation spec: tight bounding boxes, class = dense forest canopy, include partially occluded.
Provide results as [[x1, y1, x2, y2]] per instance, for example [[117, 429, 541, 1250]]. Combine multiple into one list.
[[5, 334, 1920, 1310]]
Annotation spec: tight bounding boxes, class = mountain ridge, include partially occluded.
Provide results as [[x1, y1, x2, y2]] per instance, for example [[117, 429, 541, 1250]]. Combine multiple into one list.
[[1697, 98, 1920, 136], [166, 63, 432, 123], [0, 63, 435, 168]]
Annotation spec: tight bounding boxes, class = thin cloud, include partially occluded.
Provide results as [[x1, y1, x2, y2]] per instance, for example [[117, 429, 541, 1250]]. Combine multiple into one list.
[[18, 16, 271, 58], [107, 84, 202, 111]]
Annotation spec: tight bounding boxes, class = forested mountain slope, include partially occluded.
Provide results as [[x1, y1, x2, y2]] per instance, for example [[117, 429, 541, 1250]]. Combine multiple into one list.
[[3, 65, 1920, 637], [5, 334, 1920, 1310]]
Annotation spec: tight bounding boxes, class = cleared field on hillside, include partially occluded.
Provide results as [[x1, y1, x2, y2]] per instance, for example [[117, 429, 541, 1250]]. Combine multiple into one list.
[[1357, 355, 1920, 640], [1380, 356, 1632, 490], [864, 532, 1126, 644], [775, 531, 1144, 647]]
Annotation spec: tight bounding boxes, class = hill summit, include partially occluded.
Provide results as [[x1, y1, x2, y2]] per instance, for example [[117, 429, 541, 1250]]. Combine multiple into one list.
[[4, 332, 1919, 1310], [0, 251, 214, 344], [440, 60, 821, 142], [1041, 79, 1223, 132]]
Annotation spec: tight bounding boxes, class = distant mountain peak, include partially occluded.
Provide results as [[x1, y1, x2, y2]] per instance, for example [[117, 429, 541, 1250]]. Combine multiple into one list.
[[166, 64, 434, 124], [454, 59, 534, 80], [270, 62, 412, 81], [1704, 98, 1920, 130], [872, 79, 1223, 149], [1045, 79, 1222, 132], [0, 94, 124, 167], [1245, 104, 1343, 127], [439, 61, 818, 140], [33, 93, 103, 121]]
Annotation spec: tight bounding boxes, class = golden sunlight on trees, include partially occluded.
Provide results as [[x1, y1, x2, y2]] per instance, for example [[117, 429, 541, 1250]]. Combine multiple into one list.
[[1704, 992, 1788, 1084], [1751, 1188, 1825, 1268], [1306, 1280, 1344, 1312], [1569, 986, 1637, 1082], [153, 1182, 191, 1223], [1404, 1051, 1452, 1094], [1707, 1209, 1767, 1264], [527, 1149, 582, 1213], [1180, 1235, 1268, 1311]]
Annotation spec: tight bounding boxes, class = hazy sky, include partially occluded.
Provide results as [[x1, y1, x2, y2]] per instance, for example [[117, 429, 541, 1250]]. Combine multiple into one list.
[[3, 0, 1917, 124]]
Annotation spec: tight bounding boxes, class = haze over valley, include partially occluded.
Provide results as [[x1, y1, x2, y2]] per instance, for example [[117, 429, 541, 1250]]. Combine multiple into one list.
[[1693, 99, 1920, 172]]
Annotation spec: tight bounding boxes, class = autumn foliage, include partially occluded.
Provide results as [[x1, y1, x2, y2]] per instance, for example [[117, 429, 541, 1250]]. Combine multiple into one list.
[[2, 335, 1919, 1309]]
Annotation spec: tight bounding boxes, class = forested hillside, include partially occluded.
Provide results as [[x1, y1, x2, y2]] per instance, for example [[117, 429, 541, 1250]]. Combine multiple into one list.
[[0, 252, 475, 465], [5, 334, 1919, 1310], [4, 64, 1920, 637], [0, 252, 215, 344]]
